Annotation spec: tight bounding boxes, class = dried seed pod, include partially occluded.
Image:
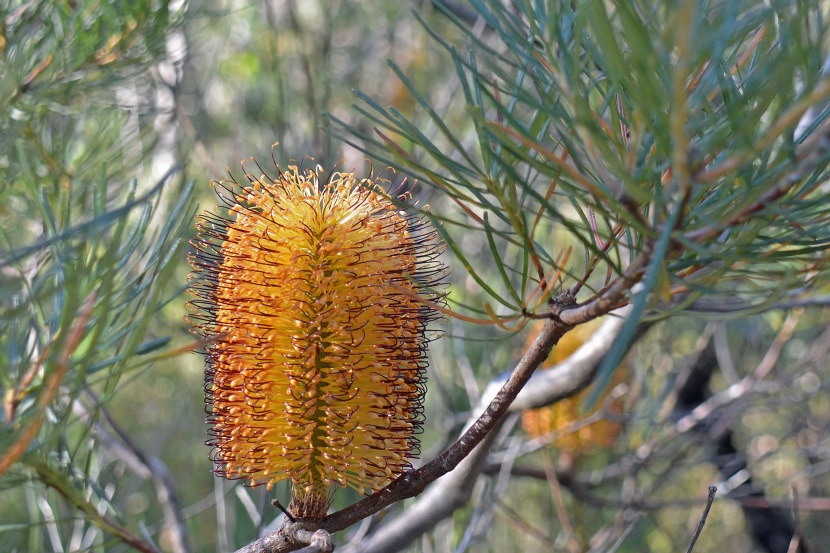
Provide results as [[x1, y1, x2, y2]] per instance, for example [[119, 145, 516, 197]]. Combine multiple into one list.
[[188, 163, 447, 518]]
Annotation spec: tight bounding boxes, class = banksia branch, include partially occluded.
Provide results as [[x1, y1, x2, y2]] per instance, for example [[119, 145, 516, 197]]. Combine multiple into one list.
[[188, 162, 447, 518]]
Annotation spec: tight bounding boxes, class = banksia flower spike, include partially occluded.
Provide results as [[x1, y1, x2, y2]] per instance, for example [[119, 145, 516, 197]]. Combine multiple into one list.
[[188, 161, 447, 518]]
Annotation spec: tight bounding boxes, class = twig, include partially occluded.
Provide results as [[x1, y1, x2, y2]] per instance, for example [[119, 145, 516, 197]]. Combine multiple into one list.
[[695, 78, 830, 184], [685, 486, 717, 553], [484, 462, 727, 512], [687, 93, 830, 244], [29, 455, 162, 553], [685, 293, 830, 314], [753, 310, 800, 380], [542, 449, 580, 553], [492, 499, 556, 548], [74, 392, 192, 553], [273, 500, 297, 523], [558, 244, 652, 326], [595, 511, 643, 553]]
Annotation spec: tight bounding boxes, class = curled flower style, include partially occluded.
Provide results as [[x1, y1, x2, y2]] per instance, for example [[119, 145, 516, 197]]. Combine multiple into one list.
[[188, 162, 447, 518]]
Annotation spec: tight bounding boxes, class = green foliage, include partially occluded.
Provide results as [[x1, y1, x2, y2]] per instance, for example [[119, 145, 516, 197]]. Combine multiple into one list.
[[334, 0, 830, 320], [0, 1, 194, 550], [327, 2, 830, 550]]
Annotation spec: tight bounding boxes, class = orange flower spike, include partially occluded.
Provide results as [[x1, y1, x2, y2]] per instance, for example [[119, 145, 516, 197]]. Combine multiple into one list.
[[188, 163, 447, 519]]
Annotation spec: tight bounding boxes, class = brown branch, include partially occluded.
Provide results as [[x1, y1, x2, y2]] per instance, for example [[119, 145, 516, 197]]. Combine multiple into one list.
[[336, 305, 638, 553], [338, 422, 503, 553], [321, 294, 576, 533], [558, 243, 652, 326], [507, 307, 638, 411]]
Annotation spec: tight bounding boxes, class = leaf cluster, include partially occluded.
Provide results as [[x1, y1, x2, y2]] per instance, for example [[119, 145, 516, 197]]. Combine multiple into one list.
[[333, 0, 830, 323], [0, 1, 195, 549]]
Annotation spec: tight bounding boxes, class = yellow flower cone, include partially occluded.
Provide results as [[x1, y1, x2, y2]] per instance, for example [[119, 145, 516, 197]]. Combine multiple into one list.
[[188, 163, 446, 518]]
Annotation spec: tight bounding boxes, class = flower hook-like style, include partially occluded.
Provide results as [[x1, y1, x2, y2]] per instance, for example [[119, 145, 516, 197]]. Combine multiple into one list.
[[188, 161, 447, 518]]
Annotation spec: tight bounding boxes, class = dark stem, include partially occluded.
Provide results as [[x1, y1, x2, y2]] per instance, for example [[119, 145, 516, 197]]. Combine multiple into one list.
[[273, 500, 296, 523], [685, 486, 717, 553]]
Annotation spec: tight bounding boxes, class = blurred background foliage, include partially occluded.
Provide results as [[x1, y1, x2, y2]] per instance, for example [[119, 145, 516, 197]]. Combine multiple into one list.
[[1, 1, 830, 552]]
